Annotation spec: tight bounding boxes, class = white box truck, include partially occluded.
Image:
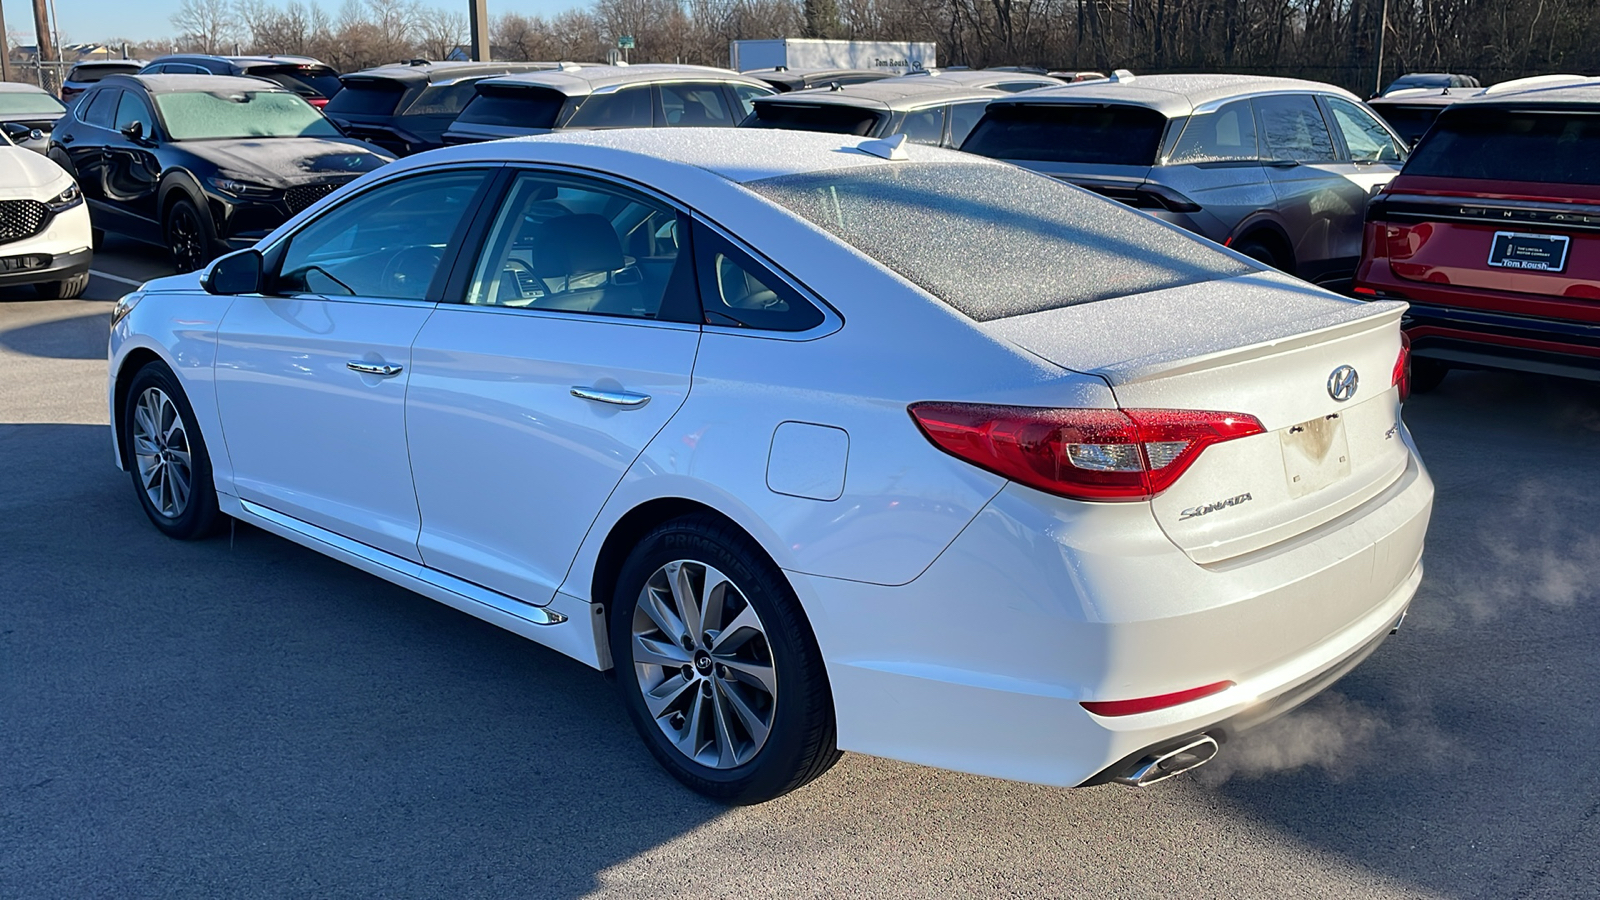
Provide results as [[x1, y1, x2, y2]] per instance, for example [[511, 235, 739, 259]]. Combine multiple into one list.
[[729, 39, 936, 74]]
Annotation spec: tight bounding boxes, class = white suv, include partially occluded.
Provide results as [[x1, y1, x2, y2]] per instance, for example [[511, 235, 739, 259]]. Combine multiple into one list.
[[0, 131, 92, 299]]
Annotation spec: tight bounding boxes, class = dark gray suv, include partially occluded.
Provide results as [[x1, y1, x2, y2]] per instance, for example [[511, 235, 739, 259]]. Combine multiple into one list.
[[962, 74, 1408, 286]]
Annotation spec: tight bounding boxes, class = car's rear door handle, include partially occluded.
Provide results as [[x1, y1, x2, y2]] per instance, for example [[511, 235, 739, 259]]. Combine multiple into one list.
[[571, 386, 651, 407], [347, 361, 403, 377]]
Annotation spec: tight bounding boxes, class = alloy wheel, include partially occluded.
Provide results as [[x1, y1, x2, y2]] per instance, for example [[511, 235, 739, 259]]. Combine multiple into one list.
[[631, 560, 778, 769], [168, 206, 205, 273], [131, 386, 193, 519]]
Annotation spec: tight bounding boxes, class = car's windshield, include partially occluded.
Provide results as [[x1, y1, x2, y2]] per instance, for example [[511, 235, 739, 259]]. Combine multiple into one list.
[[1405, 107, 1600, 184], [747, 162, 1251, 321], [153, 89, 341, 140], [0, 91, 65, 117]]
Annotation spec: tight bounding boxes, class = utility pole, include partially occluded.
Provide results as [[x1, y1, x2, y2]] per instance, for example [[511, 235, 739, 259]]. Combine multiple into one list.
[[30, 0, 55, 90], [468, 0, 490, 61], [1373, 0, 1389, 97], [0, 0, 11, 83]]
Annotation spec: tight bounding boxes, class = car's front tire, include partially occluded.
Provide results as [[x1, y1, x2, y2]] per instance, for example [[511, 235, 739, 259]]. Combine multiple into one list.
[[34, 272, 89, 299], [610, 514, 840, 804], [164, 197, 213, 274], [122, 361, 220, 539]]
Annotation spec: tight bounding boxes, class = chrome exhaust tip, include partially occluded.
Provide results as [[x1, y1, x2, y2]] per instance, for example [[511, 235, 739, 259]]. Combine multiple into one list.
[[1113, 735, 1220, 787]]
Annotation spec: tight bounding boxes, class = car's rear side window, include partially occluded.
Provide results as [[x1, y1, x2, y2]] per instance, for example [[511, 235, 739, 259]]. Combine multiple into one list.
[[747, 162, 1252, 321], [455, 85, 568, 128], [403, 81, 481, 116], [743, 102, 884, 137], [567, 86, 654, 129], [324, 79, 405, 116], [1405, 107, 1600, 185], [1168, 99, 1258, 164], [961, 103, 1168, 165]]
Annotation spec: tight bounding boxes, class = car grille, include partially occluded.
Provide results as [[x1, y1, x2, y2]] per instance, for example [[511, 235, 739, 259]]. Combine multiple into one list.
[[285, 183, 340, 214], [0, 200, 49, 244]]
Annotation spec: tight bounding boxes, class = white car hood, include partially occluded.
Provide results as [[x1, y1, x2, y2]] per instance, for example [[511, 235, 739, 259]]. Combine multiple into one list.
[[0, 145, 70, 197]]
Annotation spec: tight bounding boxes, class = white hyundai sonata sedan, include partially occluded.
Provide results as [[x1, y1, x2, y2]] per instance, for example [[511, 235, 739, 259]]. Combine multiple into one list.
[[108, 129, 1433, 803]]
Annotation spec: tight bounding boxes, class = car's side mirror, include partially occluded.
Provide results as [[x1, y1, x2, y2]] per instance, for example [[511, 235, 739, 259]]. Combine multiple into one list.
[[120, 121, 144, 142], [202, 249, 264, 295]]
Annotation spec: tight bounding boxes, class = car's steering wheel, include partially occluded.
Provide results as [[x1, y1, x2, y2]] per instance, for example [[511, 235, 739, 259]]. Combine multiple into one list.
[[380, 245, 444, 299]]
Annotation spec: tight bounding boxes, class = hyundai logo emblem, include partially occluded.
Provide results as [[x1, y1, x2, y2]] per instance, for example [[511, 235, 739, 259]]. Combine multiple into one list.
[[1327, 365, 1359, 402]]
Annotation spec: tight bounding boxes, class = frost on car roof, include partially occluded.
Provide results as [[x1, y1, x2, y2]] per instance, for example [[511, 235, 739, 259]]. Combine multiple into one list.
[[746, 162, 1252, 321]]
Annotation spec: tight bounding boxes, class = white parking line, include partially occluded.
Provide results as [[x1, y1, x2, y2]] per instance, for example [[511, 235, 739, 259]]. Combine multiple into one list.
[[90, 270, 146, 288]]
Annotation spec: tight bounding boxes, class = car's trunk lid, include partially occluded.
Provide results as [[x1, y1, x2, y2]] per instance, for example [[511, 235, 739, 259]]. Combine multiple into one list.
[[982, 271, 1410, 563]]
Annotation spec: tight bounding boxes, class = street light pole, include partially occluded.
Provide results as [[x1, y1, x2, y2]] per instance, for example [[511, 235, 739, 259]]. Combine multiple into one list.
[[468, 0, 491, 62], [1374, 0, 1389, 96]]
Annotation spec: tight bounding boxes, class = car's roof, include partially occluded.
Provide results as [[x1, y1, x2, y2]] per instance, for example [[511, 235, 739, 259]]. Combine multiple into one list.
[[757, 79, 1008, 110], [341, 60, 575, 85], [1452, 78, 1600, 108], [1368, 87, 1482, 107], [0, 81, 53, 94], [986, 73, 1359, 116], [891, 69, 1060, 88], [395, 127, 994, 185], [149, 53, 329, 68], [68, 59, 146, 69], [101, 74, 294, 94], [475, 64, 770, 96], [749, 67, 892, 86]]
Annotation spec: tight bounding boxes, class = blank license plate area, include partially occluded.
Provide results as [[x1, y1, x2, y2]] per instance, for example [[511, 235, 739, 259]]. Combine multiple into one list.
[[1281, 414, 1351, 499], [1487, 231, 1570, 273]]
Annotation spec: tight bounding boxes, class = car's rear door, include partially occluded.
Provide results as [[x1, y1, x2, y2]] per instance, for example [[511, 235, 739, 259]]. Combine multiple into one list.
[[213, 168, 495, 560], [405, 168, 701, 606]]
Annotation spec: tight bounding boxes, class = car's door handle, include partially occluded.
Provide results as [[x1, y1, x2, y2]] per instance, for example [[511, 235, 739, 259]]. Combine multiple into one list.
[[59, 134, 74, 144], [347, 361, 404, 377], [571, 386, 651, 407]]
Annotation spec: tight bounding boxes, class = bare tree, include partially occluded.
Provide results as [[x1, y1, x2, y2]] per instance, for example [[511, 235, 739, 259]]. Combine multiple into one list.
[[416, 6, 467, 59], [171, 0, 239, 53]]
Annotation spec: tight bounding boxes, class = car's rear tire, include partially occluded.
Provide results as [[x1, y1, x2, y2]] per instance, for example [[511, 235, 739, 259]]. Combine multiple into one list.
[[122, 361, 220, 540], [1233, 236, 1285, 271], [34, 272, 89, 299], [1410, 358, 1449, 394], [609, 514, 840, 804], [164, 197, 213, 274]]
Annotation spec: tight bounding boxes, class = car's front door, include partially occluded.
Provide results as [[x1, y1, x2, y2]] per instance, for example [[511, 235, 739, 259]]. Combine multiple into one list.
[[1320, 95, 1407, 263], [103, 90, 163, 236], [213, 168, 494, 560], [406, 169, 701, 606], [1253, 93, 1368, 281]]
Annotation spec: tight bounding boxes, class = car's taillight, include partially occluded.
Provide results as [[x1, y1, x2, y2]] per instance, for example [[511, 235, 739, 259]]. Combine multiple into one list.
[[1393, 332, 1411, 401], [908, 403, 1265, 501]]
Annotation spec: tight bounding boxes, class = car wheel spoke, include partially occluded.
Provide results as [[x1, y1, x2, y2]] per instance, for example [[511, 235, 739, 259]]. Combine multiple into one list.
[[633, 633, 691, 670], [715, 657, 777, 696]]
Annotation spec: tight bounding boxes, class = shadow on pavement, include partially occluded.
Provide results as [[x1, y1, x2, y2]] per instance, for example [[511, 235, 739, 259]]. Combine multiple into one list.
[[1201, 370, 1600, 898], [0, 423, 723, 899], [0, 308, 111, 360]]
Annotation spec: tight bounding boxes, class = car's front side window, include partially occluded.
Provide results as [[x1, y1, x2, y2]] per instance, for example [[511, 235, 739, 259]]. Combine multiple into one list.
[[275, 170, 490, 301], [1325, 96, 1405, 163], [1254, 94, 1336, 161], [81, 89, 120, 128], [659, 83, 734, 127], [462, 171, 692, 321], [114, 92, 155, 137]]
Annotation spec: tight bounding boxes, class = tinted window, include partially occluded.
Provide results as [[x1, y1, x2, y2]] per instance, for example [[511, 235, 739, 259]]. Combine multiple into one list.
[[1369, 104, 1440, 145], [67, 63, 141, 83], [114, 92, 154, 135], [455, 85, 566, 128], [256, 67, 344, 100], [731, 84, 770, 119], [948, 100, 989, 146], [1404, 108, 1600, 185], [696, 232, 825, 332], [994, 81, 1049, 93], [82, 89, 120, 128], [567, 86, 653, 129], [1168, 99, 1258, 164], [1326, 97, 1403, 162], [278, 171, 487, 300], [747, 163, 1251, 321], [742, 102, 884, 136], [900, 106, 946, 145], [324, 80, 405, 117], [464, 171, 687, 320], [961, 104, 1168, 165], [404, 81, 480, 115], [1254, 94, 1335, 161], [659, 83, 734, 127]]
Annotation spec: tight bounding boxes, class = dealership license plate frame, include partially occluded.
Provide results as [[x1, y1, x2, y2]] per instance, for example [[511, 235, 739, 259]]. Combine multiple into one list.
[[1487, 231, 1570, 273]]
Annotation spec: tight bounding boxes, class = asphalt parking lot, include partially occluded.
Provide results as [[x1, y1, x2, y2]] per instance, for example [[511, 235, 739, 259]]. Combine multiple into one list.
[[3, 241, 1599, 899]]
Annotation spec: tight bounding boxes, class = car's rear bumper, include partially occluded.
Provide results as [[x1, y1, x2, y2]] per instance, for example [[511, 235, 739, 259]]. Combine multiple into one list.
[[791, 443, 1433, 788]]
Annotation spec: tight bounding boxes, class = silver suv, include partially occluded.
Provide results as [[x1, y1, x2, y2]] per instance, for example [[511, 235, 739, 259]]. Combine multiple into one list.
[[961, 74, 1407, 286]]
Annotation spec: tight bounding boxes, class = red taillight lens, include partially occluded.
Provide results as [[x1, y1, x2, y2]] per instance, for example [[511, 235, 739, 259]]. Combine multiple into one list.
[[1393, 333, 1411, 401], [1080, 680, 1235, 717], [310, 97, 329, 108], [909, 403, 1265, 501]]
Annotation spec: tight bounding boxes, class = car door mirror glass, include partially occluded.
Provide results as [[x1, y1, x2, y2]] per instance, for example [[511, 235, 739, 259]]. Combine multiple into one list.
[[203, 249, 264, 295]]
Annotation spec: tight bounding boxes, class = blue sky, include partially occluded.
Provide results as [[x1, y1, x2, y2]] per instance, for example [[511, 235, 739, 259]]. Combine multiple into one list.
[[4, 0, 584, 45]]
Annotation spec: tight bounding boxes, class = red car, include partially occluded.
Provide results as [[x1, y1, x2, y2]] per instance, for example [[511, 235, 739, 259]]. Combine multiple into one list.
[[1354, 81, 1600, 390]]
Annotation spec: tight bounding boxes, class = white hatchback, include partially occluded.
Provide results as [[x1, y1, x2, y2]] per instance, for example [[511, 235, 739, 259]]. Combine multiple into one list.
[[108, 130, 1433, 803], [0, 129, 92, 298]]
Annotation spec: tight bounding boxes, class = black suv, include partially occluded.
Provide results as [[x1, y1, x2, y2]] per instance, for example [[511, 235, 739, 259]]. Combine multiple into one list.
[[140, 55, 344, 107], [324, 60, 579, 156], [49, 75, 391, 271]]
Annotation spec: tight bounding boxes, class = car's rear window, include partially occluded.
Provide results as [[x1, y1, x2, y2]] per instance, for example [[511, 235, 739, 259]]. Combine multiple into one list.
[[742, 102, 885, 136], [402, 81, 481, 116], [961, 103, 1168, 165], [67, 63, 142, 83], [746, 162, 1252, 321], [1405, 107, 1600, 184], [1369, 104, 1442, 144], [454, 85, 567, 128], [255, 67, 344, 100], [324, 79, 404, 116]]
